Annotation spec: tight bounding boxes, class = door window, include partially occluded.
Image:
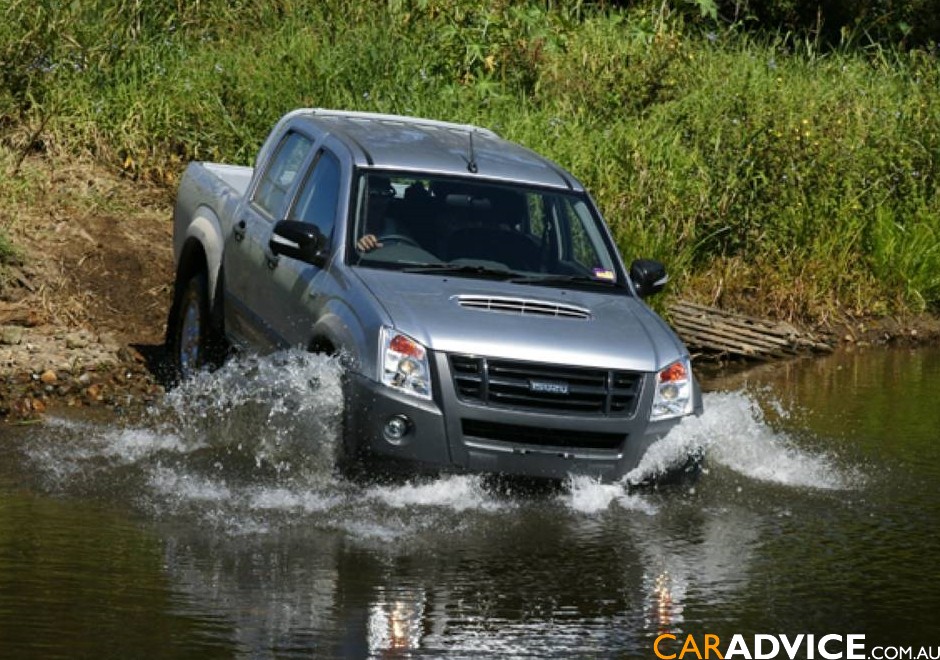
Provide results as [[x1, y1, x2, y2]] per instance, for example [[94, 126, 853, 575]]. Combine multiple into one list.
[[290, 150, 342, 240], [252, 131, 313, 219]]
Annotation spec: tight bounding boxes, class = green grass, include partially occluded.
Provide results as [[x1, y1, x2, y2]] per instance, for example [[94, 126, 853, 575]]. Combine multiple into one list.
[[2, 0, 939, 322]]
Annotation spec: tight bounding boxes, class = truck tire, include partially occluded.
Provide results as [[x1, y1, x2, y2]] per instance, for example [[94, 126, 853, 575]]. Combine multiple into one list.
[[169, 271, 227, 380]]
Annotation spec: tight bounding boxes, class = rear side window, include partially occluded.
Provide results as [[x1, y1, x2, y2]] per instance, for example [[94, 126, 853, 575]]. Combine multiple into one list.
[[290, 150, 342, 240], [253, 131, 313, 219]]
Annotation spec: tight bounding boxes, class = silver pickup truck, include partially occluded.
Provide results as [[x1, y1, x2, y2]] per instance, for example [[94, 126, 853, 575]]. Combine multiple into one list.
[[166, 108, 702, 481]]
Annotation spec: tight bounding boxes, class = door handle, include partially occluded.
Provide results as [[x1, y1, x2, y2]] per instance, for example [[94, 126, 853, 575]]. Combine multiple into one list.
[[233, 219, 247, 242]]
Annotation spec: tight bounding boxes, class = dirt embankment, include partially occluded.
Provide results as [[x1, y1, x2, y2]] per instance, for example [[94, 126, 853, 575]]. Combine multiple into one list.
[[1, 155, 175, 419], [2, 154, 939, 422]]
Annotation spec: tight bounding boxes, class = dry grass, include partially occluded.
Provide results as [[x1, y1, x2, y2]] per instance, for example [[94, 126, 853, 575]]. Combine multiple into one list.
[[1, 149, 173, 345]]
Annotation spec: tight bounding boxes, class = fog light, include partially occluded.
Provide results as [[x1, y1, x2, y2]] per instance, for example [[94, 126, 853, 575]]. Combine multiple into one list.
[[384, 415, 411, 444]]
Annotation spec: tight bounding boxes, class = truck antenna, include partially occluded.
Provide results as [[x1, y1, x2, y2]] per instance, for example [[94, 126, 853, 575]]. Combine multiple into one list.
[[467, 130, 478, 173]]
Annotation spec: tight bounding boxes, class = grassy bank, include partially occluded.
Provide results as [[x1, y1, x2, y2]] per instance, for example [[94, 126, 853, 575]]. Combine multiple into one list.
[[2, 0, 938, 324]]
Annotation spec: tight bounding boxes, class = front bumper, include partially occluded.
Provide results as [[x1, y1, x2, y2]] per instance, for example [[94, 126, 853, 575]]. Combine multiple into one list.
[[344, 353, 694, 482]]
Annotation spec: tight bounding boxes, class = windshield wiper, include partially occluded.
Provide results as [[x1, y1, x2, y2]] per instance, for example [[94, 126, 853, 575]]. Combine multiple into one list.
[[403, 263, 520, 280], [507, 274, 623, 288], [401, 264, 624, 289]]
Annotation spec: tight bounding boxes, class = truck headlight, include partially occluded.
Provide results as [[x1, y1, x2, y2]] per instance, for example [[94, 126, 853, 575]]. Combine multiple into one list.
[[650, 358, 694, 421], [380, 328, 432, 400]]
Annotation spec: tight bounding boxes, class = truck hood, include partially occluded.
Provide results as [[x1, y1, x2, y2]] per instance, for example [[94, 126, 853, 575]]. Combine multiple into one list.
[[352, 268, 687, 373]]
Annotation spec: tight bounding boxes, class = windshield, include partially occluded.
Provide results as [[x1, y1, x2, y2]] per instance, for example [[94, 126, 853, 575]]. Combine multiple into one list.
[[349, 172, 624, 286]]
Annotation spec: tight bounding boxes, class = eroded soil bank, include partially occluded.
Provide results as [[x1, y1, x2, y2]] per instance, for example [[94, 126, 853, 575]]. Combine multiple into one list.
[[2, 154, 939, 421], [1, 156, 173, 419]]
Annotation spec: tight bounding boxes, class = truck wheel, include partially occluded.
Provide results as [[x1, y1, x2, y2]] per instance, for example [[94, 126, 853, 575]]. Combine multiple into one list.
[[171, 271, 225, 380]]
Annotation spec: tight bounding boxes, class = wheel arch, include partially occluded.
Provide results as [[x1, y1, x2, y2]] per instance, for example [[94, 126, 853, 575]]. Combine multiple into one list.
[[179, 208, 225, 308], [167, 209, 227, 350], [307, 304, 372, 375]]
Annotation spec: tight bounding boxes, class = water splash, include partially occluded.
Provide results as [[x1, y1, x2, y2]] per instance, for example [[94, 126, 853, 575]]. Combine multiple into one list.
[[562, 475, 658, 515], [366, 475, 506, 513], [247, 485, 342, 515], [20, 353, 859, 541], [559, 390, 858, 516], [162, 350, 346, 481], [625, 390, 857, 490], [148, 466, 233, 503]]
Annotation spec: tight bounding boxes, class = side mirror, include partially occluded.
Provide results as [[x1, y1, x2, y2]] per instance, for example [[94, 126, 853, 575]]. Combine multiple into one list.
[[629, 258, 669, 298], [270, 220, 328, 267]]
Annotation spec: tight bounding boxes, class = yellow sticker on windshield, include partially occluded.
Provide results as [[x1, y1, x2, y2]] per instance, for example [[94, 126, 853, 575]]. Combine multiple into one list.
[[592, 269, 615, 281]]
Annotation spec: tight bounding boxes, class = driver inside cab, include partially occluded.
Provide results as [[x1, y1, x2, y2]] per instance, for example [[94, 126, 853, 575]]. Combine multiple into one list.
[[355, 176, 396, 252], [356, 177, 434, 253]]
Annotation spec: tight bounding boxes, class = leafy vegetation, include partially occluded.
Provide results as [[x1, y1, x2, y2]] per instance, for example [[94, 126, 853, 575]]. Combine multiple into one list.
[[704, 0, 940, 48], [1, 0, 938, 322]]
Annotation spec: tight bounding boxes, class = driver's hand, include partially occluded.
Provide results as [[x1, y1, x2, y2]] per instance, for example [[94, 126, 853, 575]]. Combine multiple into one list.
[[356, 234, 383, 252]]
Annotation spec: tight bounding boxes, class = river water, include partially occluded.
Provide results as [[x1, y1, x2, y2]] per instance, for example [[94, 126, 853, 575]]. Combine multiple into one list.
[[1, 348, 938, 658]]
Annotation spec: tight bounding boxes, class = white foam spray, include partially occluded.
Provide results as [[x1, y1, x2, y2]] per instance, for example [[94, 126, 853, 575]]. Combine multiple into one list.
[[22, 353, 859, 535], [635, 390, 856, 490]]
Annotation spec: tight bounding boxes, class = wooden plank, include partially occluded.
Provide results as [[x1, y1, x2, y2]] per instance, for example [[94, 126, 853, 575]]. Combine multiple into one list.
[[669, 302, 817, 342], [668, 308, 800, 347], [673, 329, 791, 358], [674, 330, 796, 359], [670, 315, 801, 351], [670, 302, 801, 338], [670, 300, 779, 324], [667, 301, 832, 359], [674, 326, 794, 359], [670, 302, 799, 339]]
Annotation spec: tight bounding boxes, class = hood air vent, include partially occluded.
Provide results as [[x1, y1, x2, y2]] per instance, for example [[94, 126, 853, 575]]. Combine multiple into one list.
[[455, 295, 591, 320]]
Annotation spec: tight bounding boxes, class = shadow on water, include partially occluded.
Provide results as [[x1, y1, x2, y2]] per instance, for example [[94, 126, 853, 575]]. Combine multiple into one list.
[[2, 348, 940, 656]]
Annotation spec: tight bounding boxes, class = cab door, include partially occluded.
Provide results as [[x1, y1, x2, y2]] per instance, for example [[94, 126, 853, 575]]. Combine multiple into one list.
[[223, 130, 315, 350], [263, 147, 344, 347]]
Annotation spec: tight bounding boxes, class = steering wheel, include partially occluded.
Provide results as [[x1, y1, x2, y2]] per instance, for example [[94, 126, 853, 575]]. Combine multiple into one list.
[[377, 234, 421, 248]]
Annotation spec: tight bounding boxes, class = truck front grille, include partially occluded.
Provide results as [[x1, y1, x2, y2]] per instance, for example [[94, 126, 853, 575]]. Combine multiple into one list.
[[449, 354, 643, 416], [462, 419, 626, 451]]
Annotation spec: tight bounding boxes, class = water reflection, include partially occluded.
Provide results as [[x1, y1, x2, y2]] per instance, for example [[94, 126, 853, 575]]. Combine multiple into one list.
[[139, 478, 769, 657], [650, 569, 677, 633], [158, 528, 346, 656], [368, 587, 431, 654]]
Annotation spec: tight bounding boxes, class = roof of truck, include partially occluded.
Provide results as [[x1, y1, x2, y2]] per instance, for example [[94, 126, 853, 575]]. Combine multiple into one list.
[[287, 108, 584, 192]]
